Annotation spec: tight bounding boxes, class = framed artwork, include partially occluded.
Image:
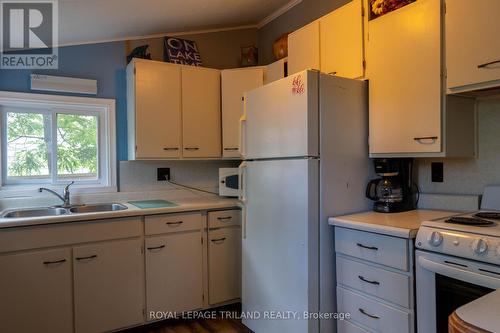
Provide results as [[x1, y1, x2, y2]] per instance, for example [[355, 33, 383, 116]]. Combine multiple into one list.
[[164, 37, 202, 66], [369, 0, 416, 20]]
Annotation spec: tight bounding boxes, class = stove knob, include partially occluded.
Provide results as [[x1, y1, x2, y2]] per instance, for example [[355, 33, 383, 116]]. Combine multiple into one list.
[[428, 231, 443, 247], [472, 239, 488, 255]]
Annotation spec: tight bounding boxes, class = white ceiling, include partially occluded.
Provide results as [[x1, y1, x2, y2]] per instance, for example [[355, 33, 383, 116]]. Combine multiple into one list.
[[57, 0, 295, 45]]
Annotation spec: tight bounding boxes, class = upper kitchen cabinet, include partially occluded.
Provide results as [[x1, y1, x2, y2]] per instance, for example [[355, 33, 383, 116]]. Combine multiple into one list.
[[221, 67, 264, 158], [287, 21, 321, 75], [320, 0, 365, 79], [127, 59, 182, 159], [264, 58, 287, 84], [181, 66, 222, 158], [446, 0, 500, 93], [367, 0, 475, 157]]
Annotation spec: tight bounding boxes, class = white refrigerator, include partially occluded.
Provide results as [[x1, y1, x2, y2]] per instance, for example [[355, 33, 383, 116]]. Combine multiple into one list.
[[239, 70, 373, 333]]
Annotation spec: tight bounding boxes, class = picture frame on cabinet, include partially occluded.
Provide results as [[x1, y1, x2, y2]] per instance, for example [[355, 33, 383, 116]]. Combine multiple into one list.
[[369, 0, 416, 20]]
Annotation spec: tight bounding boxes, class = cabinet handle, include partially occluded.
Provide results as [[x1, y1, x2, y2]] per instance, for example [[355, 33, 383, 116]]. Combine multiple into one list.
[[358, 275, 380, 285], [359, 308, 380, 319], [163, 147, 179, 151], [43, 259, 67, 265], [147, 245, 166, 251], [414, 136, 438, 143], [166, 221, 183, 226], [75, 254, 98, 261], [217, 216, 233, 221], [356, 243, 378, 251], [328, 71, 337, 75], [184, 147, 200, 151], [224, 148, 239, 151], [478, 60, 500, 69], [211, 237, 226, 243]]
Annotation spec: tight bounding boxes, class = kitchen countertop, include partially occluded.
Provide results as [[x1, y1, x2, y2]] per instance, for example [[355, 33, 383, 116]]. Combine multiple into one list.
[[454, 289, 500, 332], [329, 209, 458, 238], [0, 197, 241, 229]]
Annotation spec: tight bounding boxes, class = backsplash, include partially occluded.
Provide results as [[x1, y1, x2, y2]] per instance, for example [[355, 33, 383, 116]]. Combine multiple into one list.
[[417, 97, 500, 195]]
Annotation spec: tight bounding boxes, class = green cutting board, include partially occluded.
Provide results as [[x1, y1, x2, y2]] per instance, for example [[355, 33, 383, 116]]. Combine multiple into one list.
[[128, 199, 178, 209]]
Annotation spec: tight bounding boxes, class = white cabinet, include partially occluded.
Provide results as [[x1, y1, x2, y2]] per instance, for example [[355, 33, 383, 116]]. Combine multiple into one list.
[[264, 58, 287, 84], [73, 239, 144, 333], [287, 21, 321, 75], [145, 231, 204, 319], [320, 0, 365, 78], [446, 0, 500, 93], [208, 226, 241, 305], [367, 0, 475, 157], [221, 68, 264, 158], [182, 66, 221, 158], [0, 248, 73, 333], [127, 59, 222, 160], [127, 59, 182, 159]]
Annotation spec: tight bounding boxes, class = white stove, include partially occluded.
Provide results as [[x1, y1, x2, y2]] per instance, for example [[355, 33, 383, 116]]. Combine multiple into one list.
[[415, 186, 500, 333]]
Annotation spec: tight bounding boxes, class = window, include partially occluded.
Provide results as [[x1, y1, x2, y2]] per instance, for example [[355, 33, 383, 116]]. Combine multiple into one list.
[[0, 92, 116, 190]]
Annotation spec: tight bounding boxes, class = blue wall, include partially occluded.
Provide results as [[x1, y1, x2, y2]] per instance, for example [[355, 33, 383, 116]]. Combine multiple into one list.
[[0, 41, 129, 161]]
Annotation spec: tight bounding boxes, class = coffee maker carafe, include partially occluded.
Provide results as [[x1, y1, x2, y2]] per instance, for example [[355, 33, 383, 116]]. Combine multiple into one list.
[[366, 158, 417, 213]]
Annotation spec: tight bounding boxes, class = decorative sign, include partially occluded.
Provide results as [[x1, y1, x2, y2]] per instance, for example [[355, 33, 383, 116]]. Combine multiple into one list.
[[164, 37, 202, 66], [369, 0, 416, 20], [292, 75, 305, 95]]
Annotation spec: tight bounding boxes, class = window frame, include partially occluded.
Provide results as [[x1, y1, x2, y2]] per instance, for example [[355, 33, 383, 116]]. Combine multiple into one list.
[[0, 91, 117, 193]]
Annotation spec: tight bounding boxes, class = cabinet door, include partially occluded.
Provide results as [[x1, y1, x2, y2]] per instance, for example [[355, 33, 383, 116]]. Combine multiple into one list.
[[320, 0, 364, 78], [133, 59, 182, 159], [288, 21, 320, 75], [73, 239, 144, 333], [182, 66, 221, 158], [145, 231, 203, 320], [368, 0, 442, 154], [264, 58, 287, 84], [446, 0, 500, 91], [221, 68, 263, 158], [208, 227, 241, 305], [0, 248, 73, 333]]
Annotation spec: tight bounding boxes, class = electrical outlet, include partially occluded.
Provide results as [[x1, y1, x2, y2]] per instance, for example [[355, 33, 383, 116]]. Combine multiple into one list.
[[157, 168, 170, 181], [431, 162, 443, 183]]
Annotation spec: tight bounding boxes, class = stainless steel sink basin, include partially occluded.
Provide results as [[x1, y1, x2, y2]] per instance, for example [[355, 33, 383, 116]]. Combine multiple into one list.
[[69, 203, 128, 214], [2, 203, 128, 218], [2, 207, 69, 218]]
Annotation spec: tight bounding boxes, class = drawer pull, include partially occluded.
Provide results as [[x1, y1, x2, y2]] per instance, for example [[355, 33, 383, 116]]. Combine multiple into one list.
[[211, 237, 226, 243], [358, 275, 380, 285], [184, 147, 200, 151], [166, 221, 183, 226], [414, 136, 438, 143], [217, 216, 233, 221], [163, 147, 179, 151], [75, 255, 98, 261], [356, 243, 379, 251], [43, 259, 67, 265], [147, 245, 166, 251], [224, 148, 239, 151], [359, 308, 380, 319], [478, 60, 500, 69]]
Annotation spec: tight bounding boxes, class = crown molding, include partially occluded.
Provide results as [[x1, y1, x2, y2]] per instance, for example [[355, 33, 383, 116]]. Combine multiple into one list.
[[257, 0, 303, 29]]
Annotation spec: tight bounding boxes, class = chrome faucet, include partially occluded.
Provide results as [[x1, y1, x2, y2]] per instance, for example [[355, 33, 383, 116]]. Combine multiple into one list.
[[39, 181, 75, 208]]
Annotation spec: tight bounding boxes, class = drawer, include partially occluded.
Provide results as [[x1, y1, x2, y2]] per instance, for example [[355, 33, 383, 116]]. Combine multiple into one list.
[[0, 217, 142, 253], [208, 210, 240, 229], [337, 286, 410, 333], [335, 227, 408, 271], [145, 212, 202, 235], [337, 256, 410, 308], [338, 320, 372, 333]]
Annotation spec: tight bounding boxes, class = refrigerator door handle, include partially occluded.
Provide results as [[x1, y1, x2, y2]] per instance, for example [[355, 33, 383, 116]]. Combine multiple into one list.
[[238, 161, 247, 239], [239, 93, 247, 158]]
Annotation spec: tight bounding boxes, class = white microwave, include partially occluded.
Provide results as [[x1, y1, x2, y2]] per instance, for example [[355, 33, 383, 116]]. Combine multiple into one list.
[[219, 168, 239, 197]]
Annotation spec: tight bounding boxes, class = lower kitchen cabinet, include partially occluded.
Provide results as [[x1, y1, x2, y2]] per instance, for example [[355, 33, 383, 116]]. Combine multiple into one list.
[[208, 226, 241, 304], [145, 230, 204, 319], [73, 238, 144, 333], [0, 248, 73, 333]]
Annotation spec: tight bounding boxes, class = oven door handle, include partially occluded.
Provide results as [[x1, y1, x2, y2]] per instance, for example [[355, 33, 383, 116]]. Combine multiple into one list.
[[418, 257, 500, 289]]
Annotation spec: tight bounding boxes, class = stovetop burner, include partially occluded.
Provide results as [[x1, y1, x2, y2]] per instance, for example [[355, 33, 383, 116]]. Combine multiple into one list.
[[474, 212, 500, 220], [445, 216, 496, 226]]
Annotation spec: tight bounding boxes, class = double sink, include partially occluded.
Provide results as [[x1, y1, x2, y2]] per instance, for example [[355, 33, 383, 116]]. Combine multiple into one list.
[[2, 203, 128, 218]]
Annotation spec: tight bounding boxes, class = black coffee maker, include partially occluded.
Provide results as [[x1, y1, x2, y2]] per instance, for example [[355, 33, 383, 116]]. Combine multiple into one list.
[[366, 158, 417, 213]]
